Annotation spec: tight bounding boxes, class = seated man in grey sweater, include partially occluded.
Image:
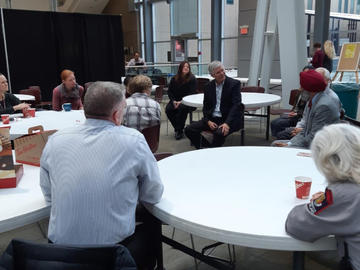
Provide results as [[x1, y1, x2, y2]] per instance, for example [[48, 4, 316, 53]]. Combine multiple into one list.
[[273, 69, 340, 149]]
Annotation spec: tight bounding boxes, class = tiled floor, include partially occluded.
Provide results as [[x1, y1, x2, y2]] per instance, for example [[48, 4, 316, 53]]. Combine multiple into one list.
[[0, 96, 339, 269]]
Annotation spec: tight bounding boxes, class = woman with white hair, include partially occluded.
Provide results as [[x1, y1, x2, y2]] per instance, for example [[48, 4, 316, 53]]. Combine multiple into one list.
[[286, 123, 360, 270], [323, 40, 335, 73]]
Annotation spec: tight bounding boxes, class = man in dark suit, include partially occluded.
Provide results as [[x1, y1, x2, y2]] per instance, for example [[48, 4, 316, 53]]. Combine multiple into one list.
[[185, 61, 244, 149]]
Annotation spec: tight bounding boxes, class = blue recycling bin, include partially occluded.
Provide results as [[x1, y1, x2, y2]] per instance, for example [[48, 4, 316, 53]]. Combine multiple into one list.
[[331, 83, 359, 119]]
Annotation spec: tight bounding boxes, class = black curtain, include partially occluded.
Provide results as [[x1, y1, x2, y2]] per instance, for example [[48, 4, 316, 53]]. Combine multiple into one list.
[[2, 9, 124, 101], [0, 14, 7, 79]]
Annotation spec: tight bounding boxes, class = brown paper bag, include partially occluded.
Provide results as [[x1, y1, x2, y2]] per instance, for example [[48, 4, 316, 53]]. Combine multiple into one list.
[[14, 125, 57, 166]]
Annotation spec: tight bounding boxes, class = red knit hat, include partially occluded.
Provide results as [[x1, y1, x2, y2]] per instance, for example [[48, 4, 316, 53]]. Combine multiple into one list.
[[299, 70, 327, 92]]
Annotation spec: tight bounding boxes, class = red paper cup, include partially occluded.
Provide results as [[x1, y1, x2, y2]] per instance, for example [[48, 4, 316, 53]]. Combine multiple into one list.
[[295, 176, 312, 199], [22, 108, 30, 118], [1, 114, 10, 124], [28, 108, 36, 117]]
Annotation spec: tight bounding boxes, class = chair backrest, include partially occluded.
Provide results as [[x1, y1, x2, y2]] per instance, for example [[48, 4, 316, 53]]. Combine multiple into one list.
[[196, 78, 210, 93], [28, 85, 41, 92], [83, 82, 94, 102], [84, 82, 94, 92], [344, 115, 360, 127], [241, 86, 265, 93], [141, 124, 160, 153], [153, 68, 162, 74], [156, 76, 167, 86], [154, 152, 173, 161], [154, 86, 163, 103], [289, 89, 301, 106], [0, 238, 136, 270], [28, 86, 43, 102], [19, 88, 41, 106]]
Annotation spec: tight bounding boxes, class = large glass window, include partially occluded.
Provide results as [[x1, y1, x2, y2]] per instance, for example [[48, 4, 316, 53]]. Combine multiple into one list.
[[222, 0, 239, 67], [338, 0, 343, 12], [222, 38, 238, 68], [153, 1, 170, 42], [171, 0, 198, 36], [344, 0, 349, 12], [136, 0, 241, 70], [351, 0, 355, 13], [223, 0, 239, 38], [153, 1, 171, 63], [154, 42, 171, 63], [139, 4, 145, 59], [199, 0, 211, 39], [307, 0, 313, 10]]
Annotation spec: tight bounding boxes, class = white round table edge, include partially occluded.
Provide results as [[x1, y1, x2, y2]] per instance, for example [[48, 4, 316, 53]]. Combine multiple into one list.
[[148, 146, 337, 252], [148, 204, 336, 252], [0, 206, 50, 234], [182, 93, 281, 109]]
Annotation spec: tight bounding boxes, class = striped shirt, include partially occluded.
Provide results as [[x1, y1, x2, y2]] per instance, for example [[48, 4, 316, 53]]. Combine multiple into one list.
[[123, 92, 161, 131], [40, 118, 163, 245]]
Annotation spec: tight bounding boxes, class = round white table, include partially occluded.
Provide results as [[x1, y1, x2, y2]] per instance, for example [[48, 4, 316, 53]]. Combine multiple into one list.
[[14, 94, 35, 101], [182, 92, 281, 140], [195, 75, 282, 87], [0, 110, 86, 139], [0, 161, 48, 234], [182, 92, 280, 109], [148, 147, 336, 269], [234, 77, 282, 86]]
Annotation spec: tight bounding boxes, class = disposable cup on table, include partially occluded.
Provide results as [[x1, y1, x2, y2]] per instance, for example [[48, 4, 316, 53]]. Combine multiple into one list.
[[1, 114, 10, 124], [22, 108, 31, 118], [62, 103, 72, 112], [295, 176, 312, 199], [28, 108, 36, 117]]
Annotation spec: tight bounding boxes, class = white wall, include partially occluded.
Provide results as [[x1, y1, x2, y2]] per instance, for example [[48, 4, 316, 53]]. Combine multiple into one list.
[[1, 0, 51, 10]]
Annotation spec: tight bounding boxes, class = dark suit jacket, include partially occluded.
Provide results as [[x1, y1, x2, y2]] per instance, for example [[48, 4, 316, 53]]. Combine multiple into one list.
[[203, 76, 244, 131]]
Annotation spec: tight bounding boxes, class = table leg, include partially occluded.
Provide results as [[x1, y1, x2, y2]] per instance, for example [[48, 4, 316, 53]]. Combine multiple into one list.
[[293, 251, 305, 270], [189, 111, 193, 123], [155, 219, 164, 270], [266, 105, 270, 140]]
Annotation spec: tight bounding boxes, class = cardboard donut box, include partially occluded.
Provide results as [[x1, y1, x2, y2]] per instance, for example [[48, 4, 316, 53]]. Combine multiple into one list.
[[0, 125, 56, 189]]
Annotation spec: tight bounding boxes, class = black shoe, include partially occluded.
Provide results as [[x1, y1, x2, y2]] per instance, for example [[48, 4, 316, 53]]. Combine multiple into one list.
[[175, 130, 184, 140]]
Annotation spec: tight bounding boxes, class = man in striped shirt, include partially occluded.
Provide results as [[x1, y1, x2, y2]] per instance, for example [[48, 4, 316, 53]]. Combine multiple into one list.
[[123, 75, 161, 131], [40, 81, 163, 269]]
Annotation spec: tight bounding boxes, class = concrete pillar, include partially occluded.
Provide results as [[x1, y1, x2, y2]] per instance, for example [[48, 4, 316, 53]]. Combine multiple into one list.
[[276, 0, 308, 108], [50, 0, 57, 11], [259, 0, 278, 93], [248, 0, 269, 86], [313, 0, 331, 45], [211, 0, 222, 61], [143, 0, 154, 63]]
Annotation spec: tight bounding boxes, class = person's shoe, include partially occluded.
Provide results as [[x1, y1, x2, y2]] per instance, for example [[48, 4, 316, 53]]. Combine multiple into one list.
[[175, 130, 184, 140]]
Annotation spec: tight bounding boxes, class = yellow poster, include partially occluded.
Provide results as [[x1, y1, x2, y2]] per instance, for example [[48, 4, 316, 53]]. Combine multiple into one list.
[[344, 44, 356, 58]]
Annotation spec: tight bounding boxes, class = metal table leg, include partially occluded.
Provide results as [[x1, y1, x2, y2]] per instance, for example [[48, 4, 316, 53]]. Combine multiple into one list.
[[155, 220, 164, 270], [293, 251, 305, 270], [266, 105, 270, 140]]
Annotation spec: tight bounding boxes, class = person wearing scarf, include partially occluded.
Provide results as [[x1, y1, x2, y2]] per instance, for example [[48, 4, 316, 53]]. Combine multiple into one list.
[[52, 69, 84, 111]]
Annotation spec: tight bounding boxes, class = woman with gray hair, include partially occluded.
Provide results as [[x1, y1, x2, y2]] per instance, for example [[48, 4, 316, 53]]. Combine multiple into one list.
[[286, 123, 360, 270]]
